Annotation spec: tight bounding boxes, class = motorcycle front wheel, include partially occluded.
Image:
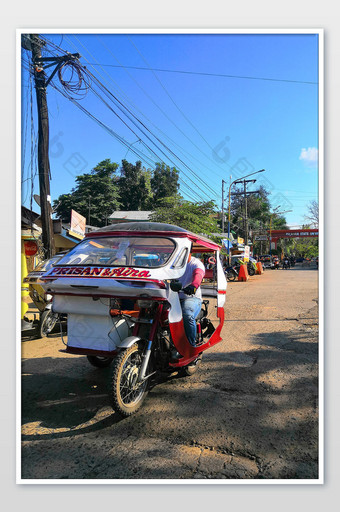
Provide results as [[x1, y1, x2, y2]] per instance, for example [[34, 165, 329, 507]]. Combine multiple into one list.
[[248, 266, 255, 276], [226, 270, 236, 281], [110, 343, 149, 417]]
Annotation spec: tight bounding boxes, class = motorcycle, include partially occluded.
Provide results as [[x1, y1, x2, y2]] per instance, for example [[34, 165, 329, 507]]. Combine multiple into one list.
[[23, 252, 67, 338], [224, 265, 238, 281], [282, 258, 291, 270], [41, 221, 227, 417], [271, 258, 280, 270], [247, 262, 256, 276]]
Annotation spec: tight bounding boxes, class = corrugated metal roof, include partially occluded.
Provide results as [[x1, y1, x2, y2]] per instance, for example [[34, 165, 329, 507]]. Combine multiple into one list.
[[109, 211, 152, 220]]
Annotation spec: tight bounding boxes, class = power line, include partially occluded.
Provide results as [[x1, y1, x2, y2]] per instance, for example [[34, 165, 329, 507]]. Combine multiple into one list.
[[57, 35, 216, 202], [50, 79, 208, 203], [70, 35, 218, 200], [126, 35, 238, 177], [85, 62, 318, 85], [94, 35, 223, 199]]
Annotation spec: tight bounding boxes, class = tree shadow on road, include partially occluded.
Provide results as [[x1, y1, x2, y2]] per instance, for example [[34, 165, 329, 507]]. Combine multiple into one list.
[[21, 324, 319, 479]]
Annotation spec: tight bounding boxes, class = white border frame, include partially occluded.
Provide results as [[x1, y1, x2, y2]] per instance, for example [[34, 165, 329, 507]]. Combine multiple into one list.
[[17, 27, 324, 485]]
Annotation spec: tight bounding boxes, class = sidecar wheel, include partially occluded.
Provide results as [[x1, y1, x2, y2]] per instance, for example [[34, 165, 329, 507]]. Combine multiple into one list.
[[39, 310, 58, 338], [179, 354, 203, 376], [87, 355, 113, 368], [110, 343, 149, 417]]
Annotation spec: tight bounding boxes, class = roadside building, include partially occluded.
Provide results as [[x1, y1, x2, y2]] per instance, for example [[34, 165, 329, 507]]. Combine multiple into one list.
[[108, 211, 152, 224]]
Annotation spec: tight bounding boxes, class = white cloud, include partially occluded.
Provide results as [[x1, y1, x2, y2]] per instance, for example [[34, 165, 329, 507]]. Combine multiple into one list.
[[299, 147, 318, 166]]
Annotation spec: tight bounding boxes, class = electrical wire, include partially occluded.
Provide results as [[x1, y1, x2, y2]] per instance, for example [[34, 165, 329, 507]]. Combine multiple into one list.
[[34, 36, 222, 205], [43, 36, 210, 202], [95, 35, 223, 197], [85, 62, 318, 85], [66, 35, 219, 201]]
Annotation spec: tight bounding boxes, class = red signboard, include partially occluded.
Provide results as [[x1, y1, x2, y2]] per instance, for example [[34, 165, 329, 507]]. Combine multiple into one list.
[[268, 229, 318, 239], [24, 240, 38, 256]]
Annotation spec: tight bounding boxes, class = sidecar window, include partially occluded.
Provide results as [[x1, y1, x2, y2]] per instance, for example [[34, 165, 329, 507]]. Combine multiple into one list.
[[55, 237, 176, 268]]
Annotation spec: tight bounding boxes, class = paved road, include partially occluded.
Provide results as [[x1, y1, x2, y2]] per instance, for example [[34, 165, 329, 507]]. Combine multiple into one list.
[[21, 264, 319, 480]]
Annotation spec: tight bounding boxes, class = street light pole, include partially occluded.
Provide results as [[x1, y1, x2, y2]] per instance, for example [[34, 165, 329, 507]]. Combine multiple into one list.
[[269, 208, 292, 261], [227, 169, 265, 265]]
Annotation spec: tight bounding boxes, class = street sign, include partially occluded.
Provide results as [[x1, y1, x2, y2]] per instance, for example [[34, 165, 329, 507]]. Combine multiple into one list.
[[255, 235, 268, 241], [24, 241, 38, 257]]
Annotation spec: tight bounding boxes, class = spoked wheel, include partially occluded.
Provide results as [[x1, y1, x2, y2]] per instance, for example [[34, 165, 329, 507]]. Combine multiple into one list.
[[110, 343, 149, 417], [179, 353, 203, 377], [87, 355, 113, 368], [39, 310, 59, 338]]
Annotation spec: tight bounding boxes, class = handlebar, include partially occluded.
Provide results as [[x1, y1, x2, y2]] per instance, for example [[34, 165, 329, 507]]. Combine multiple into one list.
[[169, 280, 196, 296], [169, 280, 182, 292]]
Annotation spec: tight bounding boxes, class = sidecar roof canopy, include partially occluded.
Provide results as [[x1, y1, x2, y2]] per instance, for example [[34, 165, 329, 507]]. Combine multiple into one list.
[[86, 222, 221, 252]]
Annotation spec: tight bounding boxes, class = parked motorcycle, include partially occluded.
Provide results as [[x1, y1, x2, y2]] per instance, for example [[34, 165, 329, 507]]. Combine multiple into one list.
[[224, 265, 238, 281], [23, 252, 67, 338], [247, 262, 256, 276], [271, 258, 280, 270], [41, 222, 227, 416], [282, 258, 291, 270]]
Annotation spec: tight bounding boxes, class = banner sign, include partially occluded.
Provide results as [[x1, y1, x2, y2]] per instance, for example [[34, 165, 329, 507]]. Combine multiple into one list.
[[255, 235, 268, 241], [43, 266, 152, 279], [222, 239, 233, 250], [69, 209, 86, 240], [244, 245, 250, 262], [269, 229, 318, 239]]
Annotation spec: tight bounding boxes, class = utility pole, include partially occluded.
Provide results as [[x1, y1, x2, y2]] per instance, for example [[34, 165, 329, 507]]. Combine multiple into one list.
[[30, 34, 55, 259], [244, 180, 248, 245], [88, 196, 91, 226], [221, 180, 225, 233], [231, 179, 259, 247]]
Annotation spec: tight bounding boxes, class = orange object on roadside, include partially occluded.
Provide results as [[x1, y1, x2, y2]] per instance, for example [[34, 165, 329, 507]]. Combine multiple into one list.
[[256, 262, 264, 274], [238, 264, 249, 281]]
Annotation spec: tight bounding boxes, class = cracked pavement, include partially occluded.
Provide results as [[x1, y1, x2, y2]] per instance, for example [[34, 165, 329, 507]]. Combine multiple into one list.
[[21, 264, 319, 480]]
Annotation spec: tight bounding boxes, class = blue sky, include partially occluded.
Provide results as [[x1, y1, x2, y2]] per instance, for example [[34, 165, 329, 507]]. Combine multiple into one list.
[[21, 32, 319, 227]]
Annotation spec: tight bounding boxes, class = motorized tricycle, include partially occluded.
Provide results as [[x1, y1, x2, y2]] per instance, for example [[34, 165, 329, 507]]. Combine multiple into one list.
[[23, 252, 67, 338], [41, 222, 227, 417]]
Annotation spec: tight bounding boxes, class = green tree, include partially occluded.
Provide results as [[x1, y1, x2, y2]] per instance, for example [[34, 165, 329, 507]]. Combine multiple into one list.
[[150, 196, 220, 237], [53, 159, 120, 227], [230, 185, 271, 232], [150, 163, 180, 205], [118, 160, 153, 210]]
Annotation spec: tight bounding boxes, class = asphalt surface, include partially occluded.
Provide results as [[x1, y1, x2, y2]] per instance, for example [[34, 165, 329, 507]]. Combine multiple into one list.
[[21, 263, 319, 480]]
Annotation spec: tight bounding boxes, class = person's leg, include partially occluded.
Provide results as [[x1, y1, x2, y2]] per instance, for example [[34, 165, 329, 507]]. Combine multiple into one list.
[[181, 297, 202, 346]]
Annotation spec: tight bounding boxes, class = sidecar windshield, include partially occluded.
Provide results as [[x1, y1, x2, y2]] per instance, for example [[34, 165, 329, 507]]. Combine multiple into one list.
[[54, 237, 176, 268]]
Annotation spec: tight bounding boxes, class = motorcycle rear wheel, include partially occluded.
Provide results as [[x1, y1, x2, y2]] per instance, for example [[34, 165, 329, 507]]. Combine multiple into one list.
[[110, 343, 149, 417]]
